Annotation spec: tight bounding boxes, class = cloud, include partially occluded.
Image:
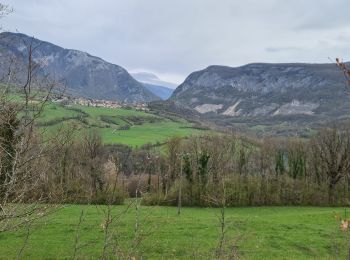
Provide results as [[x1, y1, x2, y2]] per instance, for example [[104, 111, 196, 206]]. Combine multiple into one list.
[[292, 0, 350, 31], [1, 0, 350, 84], [265, 47, 302, 53]]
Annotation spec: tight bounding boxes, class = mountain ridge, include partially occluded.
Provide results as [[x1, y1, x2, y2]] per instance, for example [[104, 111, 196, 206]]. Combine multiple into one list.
[[0, 32, 159, 103], [170, 61, 350, 136]]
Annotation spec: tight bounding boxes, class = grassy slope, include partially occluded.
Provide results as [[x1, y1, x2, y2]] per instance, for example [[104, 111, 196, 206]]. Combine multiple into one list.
[[39, 103, 81, 121], [38, 103, 206, 147], [0, 205, 347, 259], [96, 122, 199, 146]]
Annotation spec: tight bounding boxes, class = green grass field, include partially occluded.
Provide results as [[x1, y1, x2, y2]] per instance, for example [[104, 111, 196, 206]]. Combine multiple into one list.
[[37, 102, 207, 147], [0, 205, 347, 259], [4, 91, 207, 146]]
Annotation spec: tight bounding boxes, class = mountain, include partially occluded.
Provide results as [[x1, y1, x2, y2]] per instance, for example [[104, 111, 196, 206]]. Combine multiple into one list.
[[142, 83, 174, 100], [131, 72, 175, 100], [131, 72, 177, 89], [0, 32, 159, 103], [170, 63, 350, 136]]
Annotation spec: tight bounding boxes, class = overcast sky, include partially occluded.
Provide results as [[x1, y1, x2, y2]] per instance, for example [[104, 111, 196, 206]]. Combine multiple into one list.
[[2, 0, 350, 85]]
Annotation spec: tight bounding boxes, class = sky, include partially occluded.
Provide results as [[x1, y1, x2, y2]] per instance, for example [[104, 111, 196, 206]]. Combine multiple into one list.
[[1, 0, 350, 85]]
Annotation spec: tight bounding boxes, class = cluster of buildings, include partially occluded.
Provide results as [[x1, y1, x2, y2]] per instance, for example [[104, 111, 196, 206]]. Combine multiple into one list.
[[73, 98, 122, 109], [50, 95, 149, 111]]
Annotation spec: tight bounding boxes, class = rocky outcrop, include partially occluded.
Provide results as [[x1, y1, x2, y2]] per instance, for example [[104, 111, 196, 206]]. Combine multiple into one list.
[[171, 63, 350, 121]]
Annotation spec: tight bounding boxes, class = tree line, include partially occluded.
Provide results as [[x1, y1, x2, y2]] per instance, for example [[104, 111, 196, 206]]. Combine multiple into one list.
[[2, 104, 350, 208]]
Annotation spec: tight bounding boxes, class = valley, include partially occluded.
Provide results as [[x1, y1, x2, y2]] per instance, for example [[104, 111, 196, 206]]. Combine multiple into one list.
[[2, 2, 350, 259]]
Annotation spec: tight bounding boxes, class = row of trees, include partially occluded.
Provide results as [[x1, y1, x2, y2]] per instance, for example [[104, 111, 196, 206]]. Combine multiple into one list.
[[16, 124, 346, 208], [141, 129, 350, 207]]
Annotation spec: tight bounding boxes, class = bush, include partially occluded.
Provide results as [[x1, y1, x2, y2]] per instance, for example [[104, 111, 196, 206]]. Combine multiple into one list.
[[119, 125, 130, 130], [89, 189, 126, 205]]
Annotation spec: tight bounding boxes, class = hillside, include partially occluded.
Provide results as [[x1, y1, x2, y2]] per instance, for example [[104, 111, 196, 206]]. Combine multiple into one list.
[[0, 32, 159, 103], [171, 63, 350, 136], [34, 98, 206, 147]]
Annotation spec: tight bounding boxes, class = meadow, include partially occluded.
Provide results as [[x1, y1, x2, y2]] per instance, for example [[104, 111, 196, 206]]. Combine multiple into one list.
[[37, 102, 207, 147], [0, 205, 347, 259]]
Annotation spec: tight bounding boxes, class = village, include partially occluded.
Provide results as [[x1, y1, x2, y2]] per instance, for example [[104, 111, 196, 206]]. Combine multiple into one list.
[[50, 95, 150, 111]]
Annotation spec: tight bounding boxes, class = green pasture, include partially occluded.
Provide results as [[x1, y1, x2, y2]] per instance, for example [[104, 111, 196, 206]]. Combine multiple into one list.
[[37, 102, 206, 147], [0, 205, 347, 259]]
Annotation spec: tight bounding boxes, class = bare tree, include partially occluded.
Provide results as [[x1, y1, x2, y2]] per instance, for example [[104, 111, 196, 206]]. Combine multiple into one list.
[[177, 152, 183, 215], [336, 58, 350, 86], [206, 173, 241, 259], [0, 3, 12, 22], [83, 130, 104, 200], [311, 127, 350, 203], [0, 17, 68, 234]]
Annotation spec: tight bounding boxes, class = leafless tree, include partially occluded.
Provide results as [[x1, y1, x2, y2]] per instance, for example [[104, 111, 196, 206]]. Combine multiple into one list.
[[336, 58, 350, 86], [206, 173, 242, 259], [311, 127, 350, 204], [0, 20, 68, 234], [177, 152, 183, 215], [83, 130, 104, 199], [0, 3, 12, 22]]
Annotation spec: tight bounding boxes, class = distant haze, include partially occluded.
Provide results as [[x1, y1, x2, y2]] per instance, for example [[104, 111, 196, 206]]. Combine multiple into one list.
[[131, 72, 177, 89], [2, 0, 350, 84]]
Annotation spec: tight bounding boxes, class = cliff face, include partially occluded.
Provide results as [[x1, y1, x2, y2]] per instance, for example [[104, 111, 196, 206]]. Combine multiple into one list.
[[171, 63, 350, 118], [0, 32, 159, 103]]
